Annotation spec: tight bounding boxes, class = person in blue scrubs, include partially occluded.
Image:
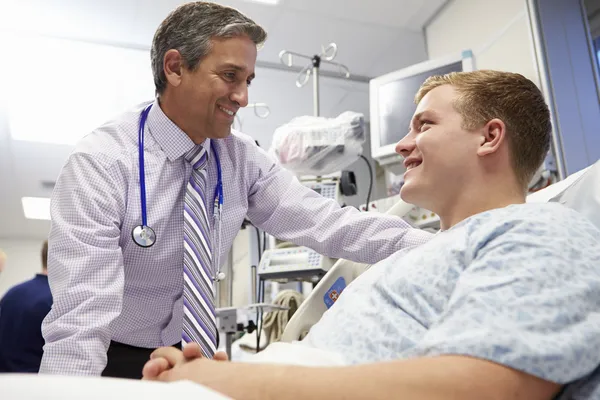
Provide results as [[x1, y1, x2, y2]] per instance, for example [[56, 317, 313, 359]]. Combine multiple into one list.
[[0, 241, 53, 373]]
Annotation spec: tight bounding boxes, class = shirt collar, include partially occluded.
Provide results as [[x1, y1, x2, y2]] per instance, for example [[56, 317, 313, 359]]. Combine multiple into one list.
[[146, 99, 210, 162]]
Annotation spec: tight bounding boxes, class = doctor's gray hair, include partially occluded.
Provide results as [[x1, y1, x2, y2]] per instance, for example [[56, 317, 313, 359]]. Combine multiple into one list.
[[151, 1, 267, 95]]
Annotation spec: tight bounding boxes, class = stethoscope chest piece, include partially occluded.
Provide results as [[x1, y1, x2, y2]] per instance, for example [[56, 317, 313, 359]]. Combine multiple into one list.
[[132, 225, 156, 248]]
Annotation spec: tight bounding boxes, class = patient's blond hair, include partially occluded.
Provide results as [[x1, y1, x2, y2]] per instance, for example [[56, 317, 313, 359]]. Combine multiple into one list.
[[415, 70, 551, 190]]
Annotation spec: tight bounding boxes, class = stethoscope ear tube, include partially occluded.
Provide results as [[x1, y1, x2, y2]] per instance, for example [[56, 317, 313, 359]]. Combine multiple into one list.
[[133, 105, 156, 247], [138, 105, 153, 230]]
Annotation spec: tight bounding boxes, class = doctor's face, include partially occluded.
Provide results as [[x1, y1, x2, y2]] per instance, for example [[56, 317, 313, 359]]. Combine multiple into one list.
[[178, 35, 257, 140], [395, 85, 482, 212]]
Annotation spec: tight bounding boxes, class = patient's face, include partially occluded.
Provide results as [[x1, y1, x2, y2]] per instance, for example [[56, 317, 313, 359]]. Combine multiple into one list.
[[395, 85, 482, 210]]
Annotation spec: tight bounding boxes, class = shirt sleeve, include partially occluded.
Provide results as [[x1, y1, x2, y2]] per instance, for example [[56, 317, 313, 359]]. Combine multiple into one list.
[[413, 215, 600, 384], [245, 147, 433, 264], [40, 152, 126, 375]]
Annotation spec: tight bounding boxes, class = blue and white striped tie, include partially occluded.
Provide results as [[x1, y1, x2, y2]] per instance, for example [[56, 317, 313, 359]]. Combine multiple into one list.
[[182, 145, 217, 357]]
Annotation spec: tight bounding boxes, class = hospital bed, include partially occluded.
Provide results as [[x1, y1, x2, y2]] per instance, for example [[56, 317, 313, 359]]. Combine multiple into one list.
[[2, 162, 598, 399], [281, 160, 600, 342]]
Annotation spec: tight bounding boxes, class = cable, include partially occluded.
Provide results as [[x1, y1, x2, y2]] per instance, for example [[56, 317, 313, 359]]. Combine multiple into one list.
[[238, 287, 303, 353], [261, 290, 304, 344], [253, 226, 262, 260], [252, 225, 263, 353], [359, 155, 373, 211]]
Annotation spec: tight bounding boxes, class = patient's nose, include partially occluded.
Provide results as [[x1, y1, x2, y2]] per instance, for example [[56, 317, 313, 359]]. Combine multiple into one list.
[[395, 134, 416, 158]]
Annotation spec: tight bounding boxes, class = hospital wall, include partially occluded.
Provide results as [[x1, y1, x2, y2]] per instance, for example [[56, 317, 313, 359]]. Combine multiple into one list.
[[0, 239, 44, 297], [425, 0, 540, 86], [0, 31, 375, 151], [427, 0, 600, 176]]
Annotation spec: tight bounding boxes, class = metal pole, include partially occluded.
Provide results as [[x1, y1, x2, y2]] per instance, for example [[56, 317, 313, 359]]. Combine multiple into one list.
[[313, 65, 320, 117], [525, 0, 567, 179], [251, 265, 257, 304], [312, 55, 321, 117], [226, 332, 234, 360], [215, 279, 221, 309], [227, 250, 234, 306], [248, 226, 260, 304]]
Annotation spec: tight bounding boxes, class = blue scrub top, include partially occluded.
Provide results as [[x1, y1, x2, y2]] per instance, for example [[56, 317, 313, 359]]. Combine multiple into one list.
[[0, 274, 53, 372]]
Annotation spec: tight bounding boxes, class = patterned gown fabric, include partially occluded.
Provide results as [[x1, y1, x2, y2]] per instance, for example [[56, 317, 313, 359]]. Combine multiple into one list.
[[303, 203, 600, 398]]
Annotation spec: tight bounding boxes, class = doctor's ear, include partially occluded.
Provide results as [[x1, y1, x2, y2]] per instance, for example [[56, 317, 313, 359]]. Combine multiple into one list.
[[477, 118, 506, 157], [164, 49, 184, 88]]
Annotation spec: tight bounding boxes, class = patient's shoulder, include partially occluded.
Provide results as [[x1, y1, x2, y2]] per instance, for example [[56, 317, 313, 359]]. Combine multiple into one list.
[[457, 203, 600, 275], [465, 202, 599, 245]]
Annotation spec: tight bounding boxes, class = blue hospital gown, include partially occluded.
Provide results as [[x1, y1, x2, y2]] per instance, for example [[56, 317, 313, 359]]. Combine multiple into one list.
[[302, 203, 600, 398]]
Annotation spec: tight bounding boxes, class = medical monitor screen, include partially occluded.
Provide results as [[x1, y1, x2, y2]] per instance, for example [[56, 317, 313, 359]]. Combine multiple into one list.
[[377, 61, 463, 148]]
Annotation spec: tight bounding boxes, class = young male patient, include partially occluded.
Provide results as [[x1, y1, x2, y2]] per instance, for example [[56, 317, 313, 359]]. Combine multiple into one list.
[[142, 70, 600, 400]]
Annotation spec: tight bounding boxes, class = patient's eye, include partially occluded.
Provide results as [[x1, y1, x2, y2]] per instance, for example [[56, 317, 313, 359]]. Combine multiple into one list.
[[419, 120, 433, 131]]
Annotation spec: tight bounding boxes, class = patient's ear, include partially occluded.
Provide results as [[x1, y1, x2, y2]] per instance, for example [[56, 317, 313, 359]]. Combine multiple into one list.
[[477, 118, 506, 157]]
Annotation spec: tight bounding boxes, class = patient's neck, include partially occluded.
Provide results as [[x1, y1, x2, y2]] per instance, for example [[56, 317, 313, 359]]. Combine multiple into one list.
[[436, 180, 525, 231]]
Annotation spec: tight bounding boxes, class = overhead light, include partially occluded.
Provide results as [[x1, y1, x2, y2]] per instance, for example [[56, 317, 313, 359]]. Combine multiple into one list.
[[5, 35, 154, 146], [242, 0, 280, 4], [22, 197, 51, 220]]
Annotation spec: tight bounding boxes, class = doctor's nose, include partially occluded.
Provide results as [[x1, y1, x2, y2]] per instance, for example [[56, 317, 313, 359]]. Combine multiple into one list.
[[395, 134, 416, 158], [230, 86, 249, 108]]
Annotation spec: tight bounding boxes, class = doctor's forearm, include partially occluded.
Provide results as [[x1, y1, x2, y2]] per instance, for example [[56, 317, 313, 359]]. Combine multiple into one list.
[[249, 163, 432, 263]]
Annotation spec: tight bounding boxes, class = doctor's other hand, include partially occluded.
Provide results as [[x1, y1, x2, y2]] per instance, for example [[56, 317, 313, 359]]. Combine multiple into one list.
[[142, 344, 228, 380]]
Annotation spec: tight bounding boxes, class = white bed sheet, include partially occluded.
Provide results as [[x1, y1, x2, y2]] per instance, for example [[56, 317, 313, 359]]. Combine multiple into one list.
[[0, 373, 232, 400]]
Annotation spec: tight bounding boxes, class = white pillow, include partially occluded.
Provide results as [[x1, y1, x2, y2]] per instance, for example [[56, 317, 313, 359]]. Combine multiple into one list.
[[527, 160, 600, 230]]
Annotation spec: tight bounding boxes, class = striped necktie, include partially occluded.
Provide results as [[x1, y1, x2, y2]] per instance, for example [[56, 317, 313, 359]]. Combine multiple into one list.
[[182, 145, 217, 357]]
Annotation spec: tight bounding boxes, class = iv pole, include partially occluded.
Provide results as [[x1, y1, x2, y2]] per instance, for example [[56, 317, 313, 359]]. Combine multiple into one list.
[[277, 44, 352, 295], [279, 43, 351, 117]]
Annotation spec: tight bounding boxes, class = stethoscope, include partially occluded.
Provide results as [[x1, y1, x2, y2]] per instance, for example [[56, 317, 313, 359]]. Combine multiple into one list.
[[132, 104, 226, 281]]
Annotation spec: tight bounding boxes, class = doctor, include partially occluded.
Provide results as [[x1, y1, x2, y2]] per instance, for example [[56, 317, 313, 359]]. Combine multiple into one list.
[[40, 1, 431, 379]]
